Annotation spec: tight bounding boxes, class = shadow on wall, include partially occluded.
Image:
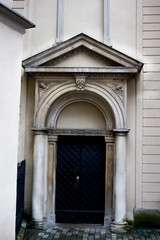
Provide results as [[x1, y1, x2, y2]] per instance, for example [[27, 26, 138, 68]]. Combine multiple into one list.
[[134, 208, 160, 228]]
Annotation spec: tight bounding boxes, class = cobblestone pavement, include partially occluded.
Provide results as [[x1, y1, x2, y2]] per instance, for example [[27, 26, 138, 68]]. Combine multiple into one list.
[[25, 225, 160, 240]]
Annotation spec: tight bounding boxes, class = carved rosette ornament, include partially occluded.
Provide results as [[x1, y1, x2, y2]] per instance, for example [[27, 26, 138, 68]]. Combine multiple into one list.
[[107, 82, 123, 101], [75, 76, 87, 90], [39, 82, 50, 98]]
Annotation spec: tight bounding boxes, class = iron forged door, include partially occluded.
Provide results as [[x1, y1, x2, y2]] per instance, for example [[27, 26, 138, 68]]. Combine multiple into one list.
[[56, 136, 105, 224]]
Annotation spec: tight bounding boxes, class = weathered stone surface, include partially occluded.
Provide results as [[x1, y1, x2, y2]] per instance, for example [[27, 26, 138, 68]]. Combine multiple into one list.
[[134, 209, 160, 228]]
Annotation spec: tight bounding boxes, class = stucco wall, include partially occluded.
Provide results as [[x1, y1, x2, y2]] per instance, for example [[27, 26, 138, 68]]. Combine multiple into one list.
[[23, 0, 57, 57], [0, 19, 23, 240], [63, 0, 103, 42], [110, 0, 137, 58], [56, 102, 106, 129], [1, 0, 13, 8]]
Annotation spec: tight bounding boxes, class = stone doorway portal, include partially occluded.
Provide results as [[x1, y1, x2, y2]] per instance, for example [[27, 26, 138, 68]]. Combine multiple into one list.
[[23, 34, 142, 230]]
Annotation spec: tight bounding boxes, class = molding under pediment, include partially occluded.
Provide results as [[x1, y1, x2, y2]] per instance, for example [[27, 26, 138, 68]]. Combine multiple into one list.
[[25, 66, 138, 75]]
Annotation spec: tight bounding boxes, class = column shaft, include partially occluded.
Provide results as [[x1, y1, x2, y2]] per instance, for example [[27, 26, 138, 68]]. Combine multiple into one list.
[[111, 128, 130, 233], [32, 132, 47, 223], [114, 134, 127, 222]]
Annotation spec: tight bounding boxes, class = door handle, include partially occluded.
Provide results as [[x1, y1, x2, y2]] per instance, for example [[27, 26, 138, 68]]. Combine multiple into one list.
[[76, 176, 80, 183]]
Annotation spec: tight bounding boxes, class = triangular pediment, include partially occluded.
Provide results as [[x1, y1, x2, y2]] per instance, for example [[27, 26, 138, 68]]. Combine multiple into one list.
[[41, 46, 122, 68], [23, 33, 143, 73]]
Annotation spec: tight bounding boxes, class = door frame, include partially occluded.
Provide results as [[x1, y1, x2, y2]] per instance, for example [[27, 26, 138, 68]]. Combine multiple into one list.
[[47, 130, 115, 226]]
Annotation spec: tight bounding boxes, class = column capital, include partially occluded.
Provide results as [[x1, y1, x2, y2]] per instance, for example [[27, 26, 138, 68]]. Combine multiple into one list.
[[48, 135, 58, 144], [104, 136, 114, 143], [32, 128, 48, 135], [113, 128, 130, 136]]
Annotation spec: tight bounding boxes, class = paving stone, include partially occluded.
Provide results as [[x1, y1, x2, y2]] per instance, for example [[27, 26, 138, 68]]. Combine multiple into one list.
[[88, 236, 94, 240], [25, 226, 160, 240], [38, 232, 45, 236], [42, 235, 49, 238], [95, 234, 101, 239], [83, 233, 89, 237]]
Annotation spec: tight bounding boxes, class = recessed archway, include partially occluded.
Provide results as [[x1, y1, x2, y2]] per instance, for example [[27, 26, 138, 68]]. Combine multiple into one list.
[[56, 101, 106, 129], [45, 89, 116, 130]]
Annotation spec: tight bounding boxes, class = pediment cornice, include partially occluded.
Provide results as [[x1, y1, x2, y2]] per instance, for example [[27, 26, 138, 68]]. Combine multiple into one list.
[[23, 33, 143, 74]]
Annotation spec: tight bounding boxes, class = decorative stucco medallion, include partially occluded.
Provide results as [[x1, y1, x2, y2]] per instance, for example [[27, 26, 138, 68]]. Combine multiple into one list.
[[107, 82, 123, 101], [39, 82, 50, 98], [75, 76, 86, 90]]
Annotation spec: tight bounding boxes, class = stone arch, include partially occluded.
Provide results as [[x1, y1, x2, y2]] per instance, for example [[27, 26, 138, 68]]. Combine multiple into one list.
[[35, 82, 125, 129], [45, 90, 115, 130]]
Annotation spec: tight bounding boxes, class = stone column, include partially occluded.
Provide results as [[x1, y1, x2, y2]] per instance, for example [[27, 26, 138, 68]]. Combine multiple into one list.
[[32, 130, 48, 225], [47, 135, 58, 224], [111, 128, 130, 233], [104, 136, 114, 226]]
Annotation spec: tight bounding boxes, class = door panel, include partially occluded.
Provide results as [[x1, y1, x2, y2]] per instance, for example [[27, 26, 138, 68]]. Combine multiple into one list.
[[56, 136, 105, 224]]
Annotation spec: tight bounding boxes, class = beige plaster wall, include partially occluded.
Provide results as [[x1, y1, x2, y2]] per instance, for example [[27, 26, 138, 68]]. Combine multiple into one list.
[[22, 0, 137, 59], [0, 20, 23, 240], [1, 0, 13, 8], [63, 0, 103, 42], [110, 0, 137, 58], [24, 77, 35, 216], [18, 72, 27, 162], [12, 0, 24, 15], [126, 77, 136, 220], [23, 0, 57, 57], [56, 102, 106, 129]]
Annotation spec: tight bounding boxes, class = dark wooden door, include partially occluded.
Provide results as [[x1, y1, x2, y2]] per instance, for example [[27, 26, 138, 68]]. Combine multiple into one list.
[[56, 136, 105, 223]]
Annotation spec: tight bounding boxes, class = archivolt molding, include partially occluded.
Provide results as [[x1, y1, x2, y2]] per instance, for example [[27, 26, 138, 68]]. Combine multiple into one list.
[[86, 83, 125, 128], [46, 91, 113, 129], [35, 81, 125, 129], [37, 77, 126, 104]]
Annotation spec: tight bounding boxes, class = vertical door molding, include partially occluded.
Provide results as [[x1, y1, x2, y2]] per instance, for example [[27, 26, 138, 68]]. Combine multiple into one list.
[[104, 136, 114, 226], [47, 135, 58, 224]]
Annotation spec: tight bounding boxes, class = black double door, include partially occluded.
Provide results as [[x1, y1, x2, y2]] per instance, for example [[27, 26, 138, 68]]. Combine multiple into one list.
[[56, 136, 105, 224]]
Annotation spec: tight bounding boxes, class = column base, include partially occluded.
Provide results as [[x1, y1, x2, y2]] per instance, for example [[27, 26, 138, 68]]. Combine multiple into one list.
[[28, 219, 46, 229], [111, 221, 128, 233]]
